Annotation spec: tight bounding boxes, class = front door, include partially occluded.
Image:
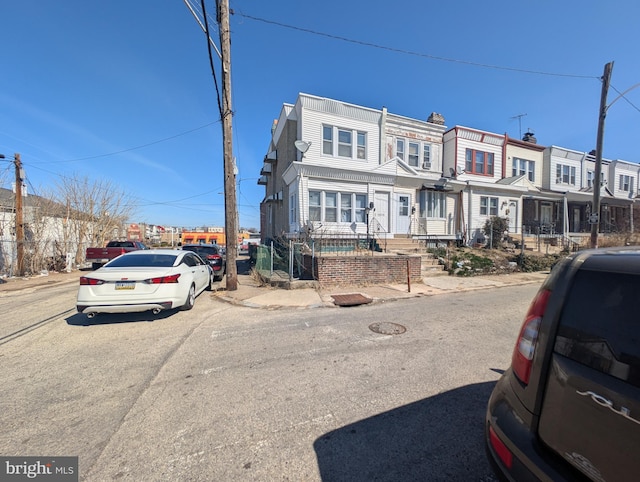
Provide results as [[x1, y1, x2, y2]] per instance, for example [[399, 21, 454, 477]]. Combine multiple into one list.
[[507, 200, 518, 234], [395, 194, 411, 234], [573, 208, 581, 232], [541, 203, 553, 226], [373, 192, 390, 237]]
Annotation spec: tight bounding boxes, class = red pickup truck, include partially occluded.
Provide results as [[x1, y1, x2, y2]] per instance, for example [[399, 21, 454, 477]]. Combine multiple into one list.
[[85, 240, 148, 270]]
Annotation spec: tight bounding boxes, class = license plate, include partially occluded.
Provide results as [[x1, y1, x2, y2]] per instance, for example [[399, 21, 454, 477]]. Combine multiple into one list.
[[115, 281, 135, 290]]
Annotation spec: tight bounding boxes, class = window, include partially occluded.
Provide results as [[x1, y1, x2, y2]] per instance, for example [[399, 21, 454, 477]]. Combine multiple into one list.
[[325, 192, 337, 222], [556, 164, 576, 185], [480, 196, 499, 216], [357, 132, 366, 160], [341, 194, 352, 222], [289, 194, 297, 224], [419, 191, 446, 218], [322, 126, 333, 155], [423, 145, 431, 168], [398, 195, 410, 216], [620, 174, 634, 192], [466, 149, 494, 175], [408, 142, 420, 167], [587, 171, 604, 188], [308, 191, 368, 223], [309, 191, 321, 222], [355, 195, 367, 222], [512, 158, 535, 182], [323, 126, 366, 160], [396, 139, 405, 160], [337, 130, 352, 158]]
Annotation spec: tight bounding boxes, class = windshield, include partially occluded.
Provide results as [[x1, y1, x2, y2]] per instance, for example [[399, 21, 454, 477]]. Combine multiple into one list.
[[183, 246, 218, 256]]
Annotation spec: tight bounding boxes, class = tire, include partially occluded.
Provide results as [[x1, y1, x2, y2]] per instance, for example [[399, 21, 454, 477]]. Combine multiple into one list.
[[206, 272, 213, 291], [214, 269, 225, 282], [181, 284, 196, 311]]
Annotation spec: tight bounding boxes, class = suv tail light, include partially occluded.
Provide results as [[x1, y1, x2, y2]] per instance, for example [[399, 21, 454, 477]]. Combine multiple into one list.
[[512, 289, 551, 384]]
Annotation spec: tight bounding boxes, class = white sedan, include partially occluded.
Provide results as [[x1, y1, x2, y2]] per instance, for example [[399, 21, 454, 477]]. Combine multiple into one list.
[[77, 249, 212, 318]]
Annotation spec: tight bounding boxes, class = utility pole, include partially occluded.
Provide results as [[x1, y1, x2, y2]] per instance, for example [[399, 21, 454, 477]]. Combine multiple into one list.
[[14, 153, 25, 276], [590, 61, 614, 249], [218, 0, 238, 290]]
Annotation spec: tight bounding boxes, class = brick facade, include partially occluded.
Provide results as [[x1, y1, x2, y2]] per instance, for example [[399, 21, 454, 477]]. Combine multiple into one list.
[[304, 254, 422, 287]]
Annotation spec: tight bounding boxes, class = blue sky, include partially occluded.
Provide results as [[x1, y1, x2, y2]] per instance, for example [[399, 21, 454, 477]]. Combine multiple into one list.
[[2, 1, 639, 230]]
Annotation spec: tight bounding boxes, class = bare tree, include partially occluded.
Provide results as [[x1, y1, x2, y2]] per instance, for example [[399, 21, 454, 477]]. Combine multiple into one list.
[[54, 176, 136, 265]]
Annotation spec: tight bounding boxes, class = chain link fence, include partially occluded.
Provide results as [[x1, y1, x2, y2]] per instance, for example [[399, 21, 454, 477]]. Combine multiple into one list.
[[0, 239, 89, 277]]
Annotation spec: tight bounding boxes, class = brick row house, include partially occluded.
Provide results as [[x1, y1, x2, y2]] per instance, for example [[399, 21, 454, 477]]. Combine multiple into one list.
[[259, 93, 640, 249]]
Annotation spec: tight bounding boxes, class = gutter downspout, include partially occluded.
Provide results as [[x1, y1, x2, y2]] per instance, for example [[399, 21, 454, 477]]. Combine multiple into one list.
[[467, 180, 472, 245], [380, 107, 387, 165]]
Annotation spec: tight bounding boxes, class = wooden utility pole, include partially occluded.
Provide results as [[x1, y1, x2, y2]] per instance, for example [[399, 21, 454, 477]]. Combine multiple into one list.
[[218, 0, 238, 290], [14, 153, 25, 276], [590, 61, 614, 249]]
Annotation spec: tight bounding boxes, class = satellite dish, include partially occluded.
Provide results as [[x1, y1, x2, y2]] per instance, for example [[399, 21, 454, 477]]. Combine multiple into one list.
[[294, 140, 311, 153]]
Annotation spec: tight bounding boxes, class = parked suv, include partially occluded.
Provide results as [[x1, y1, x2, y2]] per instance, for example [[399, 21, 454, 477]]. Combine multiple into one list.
[[181, 243, 226, 281], [486, 247, 640, 482]]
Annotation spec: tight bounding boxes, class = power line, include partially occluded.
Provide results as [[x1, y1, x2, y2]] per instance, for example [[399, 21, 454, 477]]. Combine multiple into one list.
[[234, 11, 599, 80], [610, 84, 640, 114], [28, 121, 219, 164]]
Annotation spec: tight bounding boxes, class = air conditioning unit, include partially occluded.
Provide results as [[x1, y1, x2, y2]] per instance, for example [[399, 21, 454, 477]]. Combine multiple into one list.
[[423, 161, 432, 170], [556, 177, 563, 184]]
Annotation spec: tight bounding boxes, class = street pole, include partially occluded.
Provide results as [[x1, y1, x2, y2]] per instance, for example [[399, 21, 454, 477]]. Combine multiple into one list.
[[218, 0, 238, 290], [14, 153, 25, 277], [590, 61, 614, 249]]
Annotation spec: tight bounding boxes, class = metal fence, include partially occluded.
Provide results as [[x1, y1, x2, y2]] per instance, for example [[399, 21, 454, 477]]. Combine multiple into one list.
[[0, 239, 89, 277]]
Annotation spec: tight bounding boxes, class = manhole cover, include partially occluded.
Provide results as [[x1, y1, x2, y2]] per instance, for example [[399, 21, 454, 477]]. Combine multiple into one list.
[[331, 293, 373, 307], [369, 322, 406, 335]]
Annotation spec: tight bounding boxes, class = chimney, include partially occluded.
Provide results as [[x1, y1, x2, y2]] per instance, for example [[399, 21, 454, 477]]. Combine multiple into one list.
[[427, 112, 445, 125], [522, 131, 537, 143]]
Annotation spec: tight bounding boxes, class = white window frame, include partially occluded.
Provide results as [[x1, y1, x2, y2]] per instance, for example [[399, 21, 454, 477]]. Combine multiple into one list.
[[308, 191, 368, 224], [396, 139, 405, 161], [419, 191, 446, 219], [289, 193, 297, 224], [480, 196, 499, 216], [512, 157, 535, 182], [556, 164, 576, 185], [619, 174, 634, 192], [408, 142, 420, 167], [322, 126, 333, 156], [323, 125, 366, 160]]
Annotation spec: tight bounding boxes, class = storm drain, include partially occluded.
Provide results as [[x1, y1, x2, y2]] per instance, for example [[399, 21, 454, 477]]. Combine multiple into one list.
[[331, 293, 373, 307], [369, 322, 407, 335]]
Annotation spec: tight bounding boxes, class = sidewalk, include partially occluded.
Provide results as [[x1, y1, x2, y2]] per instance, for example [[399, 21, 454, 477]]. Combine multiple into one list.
[[211, 271, 550, 309], [0, 269, 549, 308]]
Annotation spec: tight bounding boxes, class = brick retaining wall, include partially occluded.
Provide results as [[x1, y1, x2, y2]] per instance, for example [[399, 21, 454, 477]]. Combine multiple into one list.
[[304, 254, 422, 287]]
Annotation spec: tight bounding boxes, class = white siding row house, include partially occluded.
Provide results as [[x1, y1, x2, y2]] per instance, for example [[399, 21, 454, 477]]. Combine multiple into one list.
[[259, 93, 640, 247]]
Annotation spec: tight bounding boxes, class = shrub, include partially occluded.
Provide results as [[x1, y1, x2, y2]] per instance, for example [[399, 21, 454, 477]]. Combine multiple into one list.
[[449, 251, 495, 276], [511, 253, 561, 272], [482, 216, 510, 248]]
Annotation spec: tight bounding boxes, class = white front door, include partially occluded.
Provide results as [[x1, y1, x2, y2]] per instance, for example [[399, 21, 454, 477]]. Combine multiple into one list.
[[507, 200, 518, 234], [395, 194, 411, 234], [373, 192, 390, 236]]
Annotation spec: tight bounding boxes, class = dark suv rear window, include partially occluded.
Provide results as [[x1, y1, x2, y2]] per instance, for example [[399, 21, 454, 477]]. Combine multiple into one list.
[[554, 269, 640, 388], [183, 246, 218, 256]]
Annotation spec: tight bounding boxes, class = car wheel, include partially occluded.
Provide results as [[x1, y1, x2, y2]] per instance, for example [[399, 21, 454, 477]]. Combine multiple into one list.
[[206, 272, 213, 291], [181, 284, 196, 311]]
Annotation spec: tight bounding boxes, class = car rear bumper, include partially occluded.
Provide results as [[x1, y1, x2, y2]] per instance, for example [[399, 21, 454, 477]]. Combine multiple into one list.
[[77, 301, 174, 315], [486, 374, 576, 482]]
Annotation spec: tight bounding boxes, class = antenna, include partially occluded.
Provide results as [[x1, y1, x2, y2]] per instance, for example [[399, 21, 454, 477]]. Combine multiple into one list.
[[510, 113, 527, 138]]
